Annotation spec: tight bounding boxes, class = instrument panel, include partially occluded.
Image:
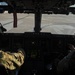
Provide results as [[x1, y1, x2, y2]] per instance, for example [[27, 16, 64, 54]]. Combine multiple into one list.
[[0, 32, 74, 75]]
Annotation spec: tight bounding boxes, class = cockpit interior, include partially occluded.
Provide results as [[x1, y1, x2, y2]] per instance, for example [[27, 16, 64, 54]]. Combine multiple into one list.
[[0, 0, 75, 75]]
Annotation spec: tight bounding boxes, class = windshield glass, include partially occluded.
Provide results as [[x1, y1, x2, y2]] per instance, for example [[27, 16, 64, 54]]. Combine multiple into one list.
[[1, 13, 75, 35], [0, 2, 8, 6], [41, 14, 75, 35], [0, 3, 75, 35]]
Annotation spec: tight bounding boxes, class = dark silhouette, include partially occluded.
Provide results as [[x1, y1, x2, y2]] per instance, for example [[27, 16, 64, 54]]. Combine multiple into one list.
[[57, 44, 75, 75], [0, 23, 7, 33]]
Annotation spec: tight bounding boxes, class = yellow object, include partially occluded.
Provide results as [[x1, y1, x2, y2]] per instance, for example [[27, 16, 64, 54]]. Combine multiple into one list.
[[0, 50, 25, 70]]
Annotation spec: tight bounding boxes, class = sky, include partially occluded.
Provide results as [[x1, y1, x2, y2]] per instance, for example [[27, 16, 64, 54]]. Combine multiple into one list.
[[0, 2, 8, 6], [69, 4, 75, 7]]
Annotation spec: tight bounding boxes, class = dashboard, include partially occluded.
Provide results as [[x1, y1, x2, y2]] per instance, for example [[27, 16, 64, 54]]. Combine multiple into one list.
[[0, 32, 74, 75]]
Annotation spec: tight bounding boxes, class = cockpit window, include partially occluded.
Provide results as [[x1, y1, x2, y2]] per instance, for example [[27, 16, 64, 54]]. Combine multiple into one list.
[[0, 2, 8, 6], [41, 14, 75, 35]]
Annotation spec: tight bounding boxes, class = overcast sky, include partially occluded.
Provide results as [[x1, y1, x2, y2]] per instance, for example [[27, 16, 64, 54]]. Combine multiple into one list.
[[0, 2, 8, 5]]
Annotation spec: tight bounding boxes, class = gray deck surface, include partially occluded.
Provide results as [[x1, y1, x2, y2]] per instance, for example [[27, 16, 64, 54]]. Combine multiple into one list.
[[0, 12, 75, 35]]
